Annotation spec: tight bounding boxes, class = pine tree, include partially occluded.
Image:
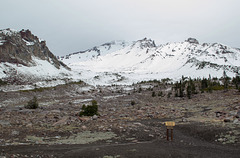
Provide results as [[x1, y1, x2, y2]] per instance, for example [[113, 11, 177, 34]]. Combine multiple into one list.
[[152, 91, 156, 97], [179, 81, 184, 97], [235, 68, 240, 91], [187, 83, 192, 99], [223, 70, 229, 91], [79, 100, 98, 116], [189, 78, 197, 94], [174, 81, 179, 97], [207, 74, 213, 93], [201, 78, 208, 92]]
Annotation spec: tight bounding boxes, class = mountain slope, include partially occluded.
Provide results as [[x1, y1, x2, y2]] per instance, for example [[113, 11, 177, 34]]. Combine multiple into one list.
[[59, 40, 128, 64], [62, 38, 240, 85], [0, 28, 71, 85]]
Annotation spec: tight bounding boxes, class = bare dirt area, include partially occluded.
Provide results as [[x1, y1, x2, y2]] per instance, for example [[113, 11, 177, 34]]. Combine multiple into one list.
[[0, 83, 240, 158]]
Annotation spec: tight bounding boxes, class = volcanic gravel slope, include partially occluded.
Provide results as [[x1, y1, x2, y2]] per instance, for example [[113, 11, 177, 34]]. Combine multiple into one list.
[[0, 83, 240, 157]]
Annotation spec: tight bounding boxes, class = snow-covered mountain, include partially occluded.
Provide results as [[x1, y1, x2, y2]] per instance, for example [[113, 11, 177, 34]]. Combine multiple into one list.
[[62, 38, 240, 85], [1, 28, 239, 87], [0, 28, 71, 86], [59, 40, 128, 64]]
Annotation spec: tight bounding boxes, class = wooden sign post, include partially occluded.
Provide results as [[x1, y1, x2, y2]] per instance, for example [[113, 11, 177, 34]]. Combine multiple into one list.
[[165, 122, 175, 141]]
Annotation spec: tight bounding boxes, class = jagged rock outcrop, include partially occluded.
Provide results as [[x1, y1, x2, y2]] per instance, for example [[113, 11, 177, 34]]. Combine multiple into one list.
[[185, 38, 199, 44], [0, 28, 72, 85], [133, 38, 156, 49], [0, 28, 69, 70]]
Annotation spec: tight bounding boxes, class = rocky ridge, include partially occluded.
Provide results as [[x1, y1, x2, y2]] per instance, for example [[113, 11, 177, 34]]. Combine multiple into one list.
[[0, 28, 71, 85], [0, 28, 68, 69]]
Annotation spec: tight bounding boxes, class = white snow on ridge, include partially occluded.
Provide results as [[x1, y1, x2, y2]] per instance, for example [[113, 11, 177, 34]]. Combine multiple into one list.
[[22, 38, 35, 46], [0, 28, 18, 36], [22, 57, 70, 77], [65, 39, 240, 86], [0, 56, 71, 81], [60, 40, 129, 65]]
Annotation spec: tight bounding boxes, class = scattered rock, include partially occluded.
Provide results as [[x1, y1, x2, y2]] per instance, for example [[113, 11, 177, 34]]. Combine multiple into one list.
[[92, 115, 98, 120], [0, 120, 10, 126], [109, 108, 116, 111], [236, 110, 240, 118], [182, 117, 188, 122], [26, 123, 33, 128], [53, 116, 69, 126], [149, 134, 154, 138], [79, 117, 90, 122], [146, 113, 153, 118], [137, 110, 144, 114], [233, 119, 240, 124], [215, 111, 226, 118], [224, 118, 231, 123], [132, 140, 138, 143], [11, 130, 19, 136], [133, 122, 142, 126], [120, 114, 128, 117], [51, 110, 61, 113], [82, 125, 87, 130], [229, 111, 237, 116]]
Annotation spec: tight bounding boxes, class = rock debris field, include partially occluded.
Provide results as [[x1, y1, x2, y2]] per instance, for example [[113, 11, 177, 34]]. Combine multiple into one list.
[[0, 83, 240, 158]]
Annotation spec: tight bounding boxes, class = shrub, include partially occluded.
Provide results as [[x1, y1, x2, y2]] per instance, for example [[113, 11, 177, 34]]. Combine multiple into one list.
[[158, 91, 163, 97], [79, 100, 98, 116], [152, 91, 156, 97], [167, 92, 172, 98], [131, 100, 136, 106], [0, 79, 7, 86], [138, 87, 142, 93], [25, 96, 39, 109], [187, 85, 192, 99], [212, 85, 224, 91]]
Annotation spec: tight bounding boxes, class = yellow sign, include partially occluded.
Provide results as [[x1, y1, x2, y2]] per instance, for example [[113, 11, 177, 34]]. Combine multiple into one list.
[[165, 122, 175, 127]]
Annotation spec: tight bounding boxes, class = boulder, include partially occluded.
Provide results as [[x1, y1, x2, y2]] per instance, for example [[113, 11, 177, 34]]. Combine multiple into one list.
[[233, 119, 240, 124], [81, 125, 87, 130], [92, 115, 98, 120]]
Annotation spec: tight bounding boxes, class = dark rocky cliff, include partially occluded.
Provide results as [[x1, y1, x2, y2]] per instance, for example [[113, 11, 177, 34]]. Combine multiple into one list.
[[0, 28, 70, 70]]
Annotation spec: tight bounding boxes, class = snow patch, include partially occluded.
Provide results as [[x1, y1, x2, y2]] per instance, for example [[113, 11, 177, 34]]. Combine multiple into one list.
[[0, 28, 18, 36], [22, 39, 35, 46]]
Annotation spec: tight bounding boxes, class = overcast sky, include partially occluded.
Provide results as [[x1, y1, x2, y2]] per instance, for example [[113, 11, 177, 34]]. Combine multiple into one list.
[[1, 0, 240, 56]]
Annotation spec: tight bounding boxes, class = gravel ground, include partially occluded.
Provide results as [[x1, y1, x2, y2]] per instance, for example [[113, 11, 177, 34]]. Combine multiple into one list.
[[0, 83, 240, 157]]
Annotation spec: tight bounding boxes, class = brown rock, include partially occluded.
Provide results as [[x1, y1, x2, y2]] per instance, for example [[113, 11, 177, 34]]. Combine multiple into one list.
[[53, 116, 69, 126], [92, 115, 98, 120], [82, 125, 87, 130], [79, 116, 90, 122], [26, 123, 33, 128], [236, 110, 240, 118], [223, 118, 231, 123]]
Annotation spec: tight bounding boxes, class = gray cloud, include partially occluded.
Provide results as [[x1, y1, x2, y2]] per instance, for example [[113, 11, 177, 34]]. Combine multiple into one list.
[[1, 0, 240, 56]]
